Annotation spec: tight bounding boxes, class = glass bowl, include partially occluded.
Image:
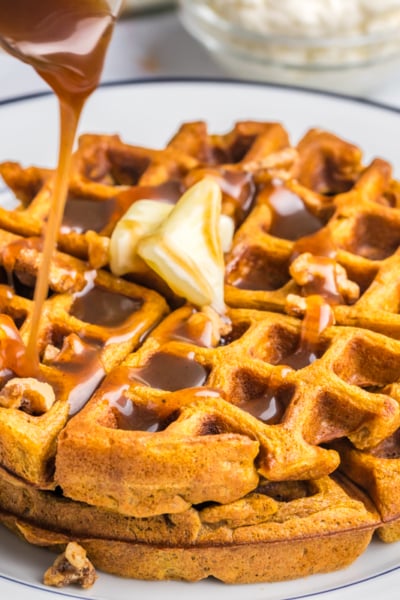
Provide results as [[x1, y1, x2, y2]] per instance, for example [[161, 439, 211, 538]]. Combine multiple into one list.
[[123, 0, 175, 14], [179, 0, 400, 95]]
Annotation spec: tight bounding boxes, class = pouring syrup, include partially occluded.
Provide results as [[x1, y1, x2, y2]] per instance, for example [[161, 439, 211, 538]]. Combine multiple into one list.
[[0, 0, 122, 371]]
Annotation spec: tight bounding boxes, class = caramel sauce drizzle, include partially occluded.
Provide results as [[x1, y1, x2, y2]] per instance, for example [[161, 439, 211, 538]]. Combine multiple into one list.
[[283, 295, 335, 370], [255, 180, 344, 369], [107, 387, 165, 432], [0, 0, 120, 373], [237, 386, 290, 425], [71, 285, 143, 329], [129, 352, 208, 392], [159, 308, 219, 348], [285, 229, 341, 369], [265, 181, 322, 241], [291, 227, 337, 260], [61, 182, 185, 235], [0, 314, 32, 378], [47, 333, 105, 416], [61, 195, 118, 234]]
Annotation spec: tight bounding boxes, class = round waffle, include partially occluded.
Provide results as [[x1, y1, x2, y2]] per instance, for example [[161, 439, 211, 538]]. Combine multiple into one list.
[[0, 120, 399, 585]]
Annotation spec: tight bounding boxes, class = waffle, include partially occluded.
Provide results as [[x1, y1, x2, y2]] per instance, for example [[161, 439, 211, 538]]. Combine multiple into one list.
[[0, 463, 378, 583], [0, 120, 399, 585], [55, 305, 399, 515], [224, 129, 400, 328], [0, 228, 167, 486]]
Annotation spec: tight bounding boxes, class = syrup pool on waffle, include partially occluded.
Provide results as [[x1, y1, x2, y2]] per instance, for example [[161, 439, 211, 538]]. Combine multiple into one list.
[[0, 0, 122, 371], [264, 179, 323, 241], [61, 194, 120, 236]]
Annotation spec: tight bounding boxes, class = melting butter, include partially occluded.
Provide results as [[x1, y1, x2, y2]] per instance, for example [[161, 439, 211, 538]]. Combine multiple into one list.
[[110, 178, 232, 313], [110, 200, 172, 276]]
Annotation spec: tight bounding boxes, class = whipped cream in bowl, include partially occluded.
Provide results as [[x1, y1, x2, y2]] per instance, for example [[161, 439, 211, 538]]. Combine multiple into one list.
[[179, 0, 400, 93], [206, 0, 400, 39]]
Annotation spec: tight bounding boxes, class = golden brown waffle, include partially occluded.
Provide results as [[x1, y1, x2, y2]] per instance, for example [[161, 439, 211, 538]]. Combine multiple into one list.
[[332, 431, 400, 543], [225, 130, 400, 337], [0, 228, 167, 486], [55, 305, 400, 518], [0, 464, 379, 583], [0, 122, 293, 266], [0, 120, 400, 585]]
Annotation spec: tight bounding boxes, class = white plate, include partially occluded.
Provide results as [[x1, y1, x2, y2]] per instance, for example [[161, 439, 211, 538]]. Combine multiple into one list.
[[0, 79, 400, 600]]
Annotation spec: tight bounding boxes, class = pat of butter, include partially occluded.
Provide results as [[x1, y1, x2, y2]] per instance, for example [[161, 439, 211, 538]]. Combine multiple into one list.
[[110, 178, 232, 313], [109, 200, 172, 276], [138, 178, 226, 313]]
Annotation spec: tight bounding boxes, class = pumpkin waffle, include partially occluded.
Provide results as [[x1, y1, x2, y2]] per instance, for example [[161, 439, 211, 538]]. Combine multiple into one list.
[[0, 119, 399, 585], [0, 228, 167, 487], [332, 429, 400, 543], [55, 305, 400, 518], [225, 130, 400, 336], [0, 121, 293, 268], [0, 462, 379, 583]]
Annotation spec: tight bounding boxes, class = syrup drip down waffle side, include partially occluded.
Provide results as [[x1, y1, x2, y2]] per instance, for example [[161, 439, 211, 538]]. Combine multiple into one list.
[[0, 120, 399, 585]]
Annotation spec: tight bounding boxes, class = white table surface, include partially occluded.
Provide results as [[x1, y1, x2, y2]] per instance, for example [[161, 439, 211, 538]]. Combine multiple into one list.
[[1, 6, 400, 109]]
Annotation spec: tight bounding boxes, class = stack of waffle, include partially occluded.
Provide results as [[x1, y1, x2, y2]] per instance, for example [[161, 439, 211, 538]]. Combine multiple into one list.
[[0, 120, 399, 584]]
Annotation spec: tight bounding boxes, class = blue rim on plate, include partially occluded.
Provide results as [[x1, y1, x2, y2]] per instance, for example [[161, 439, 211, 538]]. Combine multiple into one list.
[[0, 75, 398, 115]]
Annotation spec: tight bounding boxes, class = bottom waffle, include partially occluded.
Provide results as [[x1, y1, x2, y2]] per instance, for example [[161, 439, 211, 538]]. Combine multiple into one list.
[[0, 466, 379, 583], [333, 437, 400, 543]]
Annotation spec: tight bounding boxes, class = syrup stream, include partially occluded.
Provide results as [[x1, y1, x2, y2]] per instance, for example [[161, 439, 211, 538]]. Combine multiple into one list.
[[0, 0, 120, 372], [26, 102, 80, 367]]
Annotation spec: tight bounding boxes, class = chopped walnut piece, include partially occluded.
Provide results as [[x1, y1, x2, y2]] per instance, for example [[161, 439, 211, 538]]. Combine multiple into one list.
[[289, 252, 360, 305], [86, 230, 110, 269], [42, 344, 60, 363], [285, 293, 308, 318], [0, 377, 55, 414], [183, 307, 231, 347], [43, 542, 97, 589], [334, 262, 361, 304]]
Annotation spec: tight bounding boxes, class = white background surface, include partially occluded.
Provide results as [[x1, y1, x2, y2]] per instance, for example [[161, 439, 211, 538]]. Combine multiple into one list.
[[1, 6, 400, 108]]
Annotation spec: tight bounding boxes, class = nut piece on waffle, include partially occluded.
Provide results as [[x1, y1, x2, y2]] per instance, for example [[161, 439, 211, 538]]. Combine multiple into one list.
[[55, 305, 399, 518], [0, 119, 400, 584], [0, 228, 167, 487], [225, 129, 400, 331]]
